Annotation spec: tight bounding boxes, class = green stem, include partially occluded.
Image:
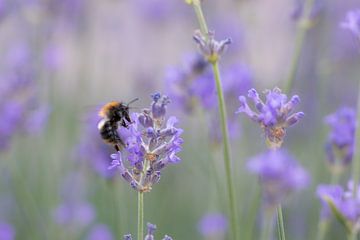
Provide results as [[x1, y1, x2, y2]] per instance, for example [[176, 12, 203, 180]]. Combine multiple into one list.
[[276, 205, 286, 240], [192, 1, 208, 34], [316, 219, 329, 240], [212, 63, 240, 240], [137, 191, 144, 240], [190, 1, 239, 239], [284, 0, 315, 94], [352, 80, 360, 197]]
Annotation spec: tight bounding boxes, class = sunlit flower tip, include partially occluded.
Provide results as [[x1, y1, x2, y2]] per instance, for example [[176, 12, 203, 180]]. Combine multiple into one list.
[[123, 234, 132, 240], [144, 223, 156, 240], [151, 93, 170, 120], [237, 87, 304, 148], [247, 150, 310, 208], [193, 30, 232, 64], [198, 213, 228, 238], [341, 9, 360, 40], [324, 107, 355, 169]]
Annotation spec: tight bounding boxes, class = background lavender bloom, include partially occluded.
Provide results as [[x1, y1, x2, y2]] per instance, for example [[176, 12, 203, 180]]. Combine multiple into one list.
[[53, 173, 95, 229], [87, 224, 114, 240], [247, 150, 310, 208], [165, 53, 211, 113], [317, 181, 360, 230], [237, 87, 304, 148], [198, 213, 228, 239], [0, 43, 50, 151], [316, 184, 344, 220], [341, 9, 360, 40], [77, 112, 117, 179], [324, 107, 355, 169], [110, 93, 183, 192], [0, 222, 15, 240]]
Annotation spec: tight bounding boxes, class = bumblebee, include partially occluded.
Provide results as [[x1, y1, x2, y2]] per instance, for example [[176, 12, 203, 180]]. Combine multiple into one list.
[[97, 98, 138, 151]]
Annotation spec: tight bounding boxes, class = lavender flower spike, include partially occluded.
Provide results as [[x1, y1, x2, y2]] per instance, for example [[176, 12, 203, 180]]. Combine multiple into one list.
[[317, 181, 360, 233], [124, 223, 172, 240], [247, 150, 310, 208], [341, 9, 360, 40], [109, 93, 183, 192], [193, 30, 232, 63], [237, 87, 304, 148], [123, 234, 132, 240], [324, 107, 355, 171], [145, 223, 156, 240]]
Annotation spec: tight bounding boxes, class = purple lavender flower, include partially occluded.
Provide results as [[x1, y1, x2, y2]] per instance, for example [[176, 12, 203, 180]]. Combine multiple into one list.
[[87, 224, 114, 240], [109, 93, 183, 192], [165, 53, 211, 113], [316, 184, 344, 219], [247, 150, 310, 208], [317, 181, 360, 231], [193, 30, 232, 64], [53, 173, 95, 229], [198, 213, 228, 239], [123, 223, 172, 240], [0, 43, 50, 151], [0, 222, 15, 240], [237, 87, 304, 148], [324, 107, 355, 170], [341, 9, 360, 40], [145, 223, 156, 240]]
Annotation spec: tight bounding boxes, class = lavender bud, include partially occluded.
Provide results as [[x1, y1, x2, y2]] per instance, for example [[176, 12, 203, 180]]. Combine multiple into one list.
[[193, 30, 231, 64]]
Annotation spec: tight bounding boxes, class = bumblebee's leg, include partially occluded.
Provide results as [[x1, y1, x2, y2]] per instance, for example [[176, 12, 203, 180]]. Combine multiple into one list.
[[114, 145, 120, 151], [120, 119, 129, 128]]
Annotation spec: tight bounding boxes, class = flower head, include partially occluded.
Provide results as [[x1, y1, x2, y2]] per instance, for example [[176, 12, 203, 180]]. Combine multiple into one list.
[[198, 213, 228, 239], [237, 87, 304, 148], [324, 107, 355, 171], [109, 93, 183, 192], [193, 30, 232, 64], [341, 9, 360, 40], [247, 150, 310, 208], [123, 223, 172, 240], [317, 181, 360, 232]]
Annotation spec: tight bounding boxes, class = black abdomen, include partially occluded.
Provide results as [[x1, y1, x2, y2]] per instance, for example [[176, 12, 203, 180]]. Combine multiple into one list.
[[100, 120, 124, 146]]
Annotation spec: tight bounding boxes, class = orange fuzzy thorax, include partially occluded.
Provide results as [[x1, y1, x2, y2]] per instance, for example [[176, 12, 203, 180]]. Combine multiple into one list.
[[98, 101, 121, 117]]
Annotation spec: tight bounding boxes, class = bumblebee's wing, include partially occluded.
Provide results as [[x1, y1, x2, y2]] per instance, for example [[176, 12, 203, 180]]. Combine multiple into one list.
[[97, 118, 108, 130]]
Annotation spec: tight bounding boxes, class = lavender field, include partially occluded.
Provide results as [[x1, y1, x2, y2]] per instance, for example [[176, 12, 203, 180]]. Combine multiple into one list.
[[0, 0, 360, 240]]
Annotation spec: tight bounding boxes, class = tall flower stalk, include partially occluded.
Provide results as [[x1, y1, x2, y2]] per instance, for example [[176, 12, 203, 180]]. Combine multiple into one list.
[[237, 88, 306, 240], [108, 93, 183, 240], [284, 0, 317, 93], [187, 1, 239, 239]]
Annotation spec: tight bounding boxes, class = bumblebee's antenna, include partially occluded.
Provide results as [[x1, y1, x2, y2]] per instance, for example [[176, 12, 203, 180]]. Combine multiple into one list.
[[127, 98, 139, 107]]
